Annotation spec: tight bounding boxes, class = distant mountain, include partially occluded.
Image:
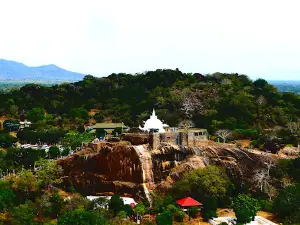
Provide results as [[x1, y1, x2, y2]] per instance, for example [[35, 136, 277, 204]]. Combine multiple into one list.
[[0, 59, 85, 81]]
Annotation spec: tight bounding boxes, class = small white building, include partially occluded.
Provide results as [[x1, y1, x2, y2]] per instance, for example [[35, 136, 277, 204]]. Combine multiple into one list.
[[19, 120, 32, 129], [86, 196, 137, 208], [209, 216, 278, 225]]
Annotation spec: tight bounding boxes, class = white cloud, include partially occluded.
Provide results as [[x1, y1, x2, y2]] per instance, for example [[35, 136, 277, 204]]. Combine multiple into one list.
[[0, 0, 300, 79]]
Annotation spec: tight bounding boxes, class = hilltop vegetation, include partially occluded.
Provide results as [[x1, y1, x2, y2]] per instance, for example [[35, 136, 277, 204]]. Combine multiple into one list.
[[0, 69, 300, 148]]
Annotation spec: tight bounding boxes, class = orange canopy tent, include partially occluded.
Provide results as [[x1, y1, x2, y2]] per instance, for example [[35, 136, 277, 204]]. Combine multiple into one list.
[[176, 197, 202, 207]]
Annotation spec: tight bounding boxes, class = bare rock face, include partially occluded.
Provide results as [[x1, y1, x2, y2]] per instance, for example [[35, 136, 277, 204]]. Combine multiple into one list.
[[58, 143, 144, 197], [58, 142, 279, 199]]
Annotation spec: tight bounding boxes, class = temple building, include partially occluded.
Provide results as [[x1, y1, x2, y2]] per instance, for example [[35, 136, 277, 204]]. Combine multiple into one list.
[[91, 122, 128, 138], [139, 109, 169, 133]]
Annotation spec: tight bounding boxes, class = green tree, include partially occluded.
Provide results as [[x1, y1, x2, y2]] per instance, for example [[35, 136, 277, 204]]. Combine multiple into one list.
[[173, 166, 230, 200], [273, 184, 300, 222], [61, 147, 71, 157], [133, 202, 145, 217], [0, 133, 17, 148], [202, 197, 218, 221], [69, 108, 89, 120], [36, 191, 63, 218], [27, 107, 45, 122], [123, 204, 134, 217], [233, 194, 260, 224], [48, 146, 60, 159], [61, 132, 93, 150], [6, 170, 39, 203], [109, 195, 124, 216], [174, 209, 185, 222], [94, 112, 104, 123], [0, 188, 16, 211], [10, 201, 38, 225], [35, 159, 63, 188], [156, 210, 173, 225], [57, 208, 108, 225]]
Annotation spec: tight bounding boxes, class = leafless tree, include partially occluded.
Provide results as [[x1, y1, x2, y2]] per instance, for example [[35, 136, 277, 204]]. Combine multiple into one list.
[[215, 129, 232, 143], [254, 172, 269, 197], [287, 120, 300, 149], [253, 158, 277, 200], [287, 120, 300, 134], [180, 90, 206, 119]]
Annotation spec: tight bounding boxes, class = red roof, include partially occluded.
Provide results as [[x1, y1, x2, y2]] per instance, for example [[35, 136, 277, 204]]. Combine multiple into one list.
[[176, 197, 202, 207]]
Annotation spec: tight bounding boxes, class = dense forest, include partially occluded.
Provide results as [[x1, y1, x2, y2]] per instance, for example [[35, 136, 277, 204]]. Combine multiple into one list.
[[1, 69, 300, 148]]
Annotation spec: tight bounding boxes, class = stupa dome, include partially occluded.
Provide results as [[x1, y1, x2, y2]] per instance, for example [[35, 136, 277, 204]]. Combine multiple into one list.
[[140, 109, 168, 133]]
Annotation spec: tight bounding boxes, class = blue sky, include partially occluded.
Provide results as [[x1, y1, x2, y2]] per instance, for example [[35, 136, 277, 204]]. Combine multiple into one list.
[[0, 0, 300, 80]]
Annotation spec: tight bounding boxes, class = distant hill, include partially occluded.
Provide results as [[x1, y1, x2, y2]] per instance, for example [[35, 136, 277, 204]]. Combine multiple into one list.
[[269, 80, 300, 94], [0, 59, 85, 81]]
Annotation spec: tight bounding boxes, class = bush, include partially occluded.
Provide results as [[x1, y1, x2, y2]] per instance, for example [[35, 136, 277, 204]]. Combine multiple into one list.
[[58, 209, 108, 225], [174, 210, 185, 222], [232, 129, 258, 140], [259, 200, 273, 212], [61, 147, 71, 157], [251, 140, 259, 148], [109, 195, 124, 216], [0, 133, 17, 148], [202, 197, 218, 221], [203, 210, 217, 221], [10, 201, 37, 225], [0, 188, 16, 211], [48, 146, 60, 159], [156, 210, 173, 225]]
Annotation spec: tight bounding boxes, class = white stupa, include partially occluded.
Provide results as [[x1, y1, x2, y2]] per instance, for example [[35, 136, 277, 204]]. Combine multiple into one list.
[[139, 109, 169, 133]]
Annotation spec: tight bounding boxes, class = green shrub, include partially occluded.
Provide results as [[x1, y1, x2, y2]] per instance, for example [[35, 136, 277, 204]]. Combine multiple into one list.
[[259, 200, 273, 212], [251, 140, 259, 148], [48, 146, 60, 159], [174, 210, 185, 222], [156, 210, 173, 225], [108, 195, 124, 216], [58, 209, 108, 225], [203, 210, 217, 221]]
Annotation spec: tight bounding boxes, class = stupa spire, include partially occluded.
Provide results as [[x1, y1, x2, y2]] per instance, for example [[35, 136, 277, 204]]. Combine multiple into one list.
[[152, 108, 156, 116]]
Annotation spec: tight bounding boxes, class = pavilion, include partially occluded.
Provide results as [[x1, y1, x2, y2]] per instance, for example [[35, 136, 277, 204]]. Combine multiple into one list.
[[176, 197, 202, 211]]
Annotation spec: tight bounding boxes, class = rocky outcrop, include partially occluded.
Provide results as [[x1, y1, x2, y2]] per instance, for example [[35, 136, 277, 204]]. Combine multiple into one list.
[[279, 146, 300, 157], [58, 142, 279, 200], [152, 144, 278, 193], [58, 143, 145, 198]]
